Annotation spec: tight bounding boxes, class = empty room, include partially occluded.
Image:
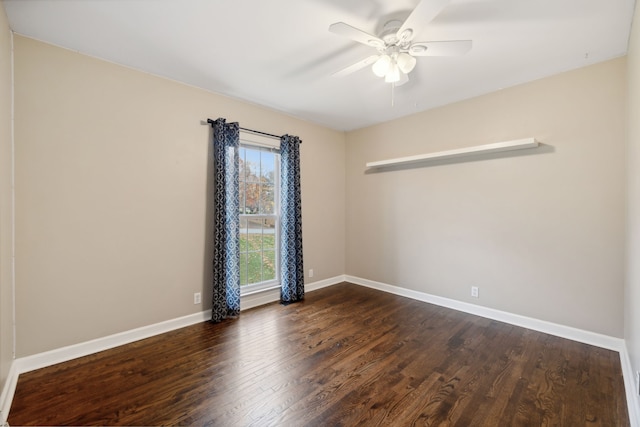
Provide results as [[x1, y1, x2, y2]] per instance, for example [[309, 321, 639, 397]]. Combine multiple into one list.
[[1, 0, 640, 425]]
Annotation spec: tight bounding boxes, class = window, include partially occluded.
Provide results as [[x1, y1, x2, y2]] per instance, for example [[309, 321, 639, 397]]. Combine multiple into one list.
[[238, 143, 280, 293]]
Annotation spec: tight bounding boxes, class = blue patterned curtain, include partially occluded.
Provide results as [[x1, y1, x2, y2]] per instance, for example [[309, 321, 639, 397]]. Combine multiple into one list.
[[211, 118, 241, 322], [280, 135, 304, 304]]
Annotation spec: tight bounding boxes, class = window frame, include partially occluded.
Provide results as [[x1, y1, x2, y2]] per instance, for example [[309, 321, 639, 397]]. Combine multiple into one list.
[[238, 138, 281, 296]]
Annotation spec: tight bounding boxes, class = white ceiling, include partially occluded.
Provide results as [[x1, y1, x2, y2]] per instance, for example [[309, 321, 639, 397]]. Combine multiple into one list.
[[3, 0, 637, 131]]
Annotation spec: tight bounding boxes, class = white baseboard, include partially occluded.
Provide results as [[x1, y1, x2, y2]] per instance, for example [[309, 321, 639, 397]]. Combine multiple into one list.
[[0, 361, 18, 425], [0, 275, 345, 421], [15, 275, 345, 375], [620, 344, 640, 427], [0, 310, 209, 422], [3, 275, 633, 425], [346, 275, 624, 351], [306, 275, 347, 292], [17, 309, 213, 375], [345, 275, 640, 425], [240, 275, 346, 311], [240, 287, 281, 311]]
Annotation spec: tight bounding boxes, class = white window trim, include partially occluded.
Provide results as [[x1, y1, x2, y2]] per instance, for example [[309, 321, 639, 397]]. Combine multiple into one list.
[[239, 140, 281, 296], [240, 130, 280, 149]]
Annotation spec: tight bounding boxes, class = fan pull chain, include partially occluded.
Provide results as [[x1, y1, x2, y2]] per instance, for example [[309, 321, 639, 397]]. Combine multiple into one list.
[[391, 83, 395, 107]]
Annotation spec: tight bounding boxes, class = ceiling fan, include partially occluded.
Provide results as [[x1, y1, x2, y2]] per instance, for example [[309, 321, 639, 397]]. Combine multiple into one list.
[[329, 0, 471, 86]]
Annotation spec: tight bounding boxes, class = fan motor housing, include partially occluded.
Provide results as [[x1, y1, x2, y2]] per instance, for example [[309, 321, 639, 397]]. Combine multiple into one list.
[[380, 20, 403, 45]]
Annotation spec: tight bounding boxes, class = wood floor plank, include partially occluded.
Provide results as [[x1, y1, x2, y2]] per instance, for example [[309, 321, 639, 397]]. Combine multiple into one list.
[[8, 282, 629, 426]]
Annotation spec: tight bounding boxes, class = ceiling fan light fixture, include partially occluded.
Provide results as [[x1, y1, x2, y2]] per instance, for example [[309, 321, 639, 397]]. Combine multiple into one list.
[[372, 55, 391, 77], [328, 0, 474, 87], [394, 71, 410, 87], [385, 62, 401, 83], [397, 53, 417, 74]]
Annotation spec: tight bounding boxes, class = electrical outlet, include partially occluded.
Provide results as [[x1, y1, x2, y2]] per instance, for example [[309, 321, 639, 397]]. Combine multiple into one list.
[[309, 269, 314, 278], [471, 286, 479, 298], [194, 292, 201, 304]]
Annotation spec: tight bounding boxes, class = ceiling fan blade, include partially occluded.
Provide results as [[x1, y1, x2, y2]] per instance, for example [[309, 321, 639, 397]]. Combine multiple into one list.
[[329, 22, 384, 48], [332, 55, 380, 77], [396, 0, 451, 43], [409, 40, 472, 56]]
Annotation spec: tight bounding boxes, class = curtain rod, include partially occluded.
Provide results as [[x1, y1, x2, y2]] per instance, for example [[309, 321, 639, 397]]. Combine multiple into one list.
[[206, 118, 286, 141]]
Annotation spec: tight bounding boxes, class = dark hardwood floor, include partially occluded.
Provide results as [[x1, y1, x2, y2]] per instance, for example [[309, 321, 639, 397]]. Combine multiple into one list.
[[8, 282, 629, 426]]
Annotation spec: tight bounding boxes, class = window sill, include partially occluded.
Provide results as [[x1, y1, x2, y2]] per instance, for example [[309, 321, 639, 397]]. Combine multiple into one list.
[[240, 283, 281, 297]]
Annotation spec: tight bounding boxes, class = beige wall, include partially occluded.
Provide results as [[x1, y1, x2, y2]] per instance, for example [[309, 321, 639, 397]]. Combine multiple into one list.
[[7, 14, 633, 362], [0, 0, 13, 391], [346, 58, 626, 337], [13, 36, 346, 357], [626, 1, 640, 407]]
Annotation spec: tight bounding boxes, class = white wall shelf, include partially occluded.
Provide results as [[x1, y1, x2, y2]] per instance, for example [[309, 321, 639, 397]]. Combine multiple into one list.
[[365, 138, 539, 169]]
